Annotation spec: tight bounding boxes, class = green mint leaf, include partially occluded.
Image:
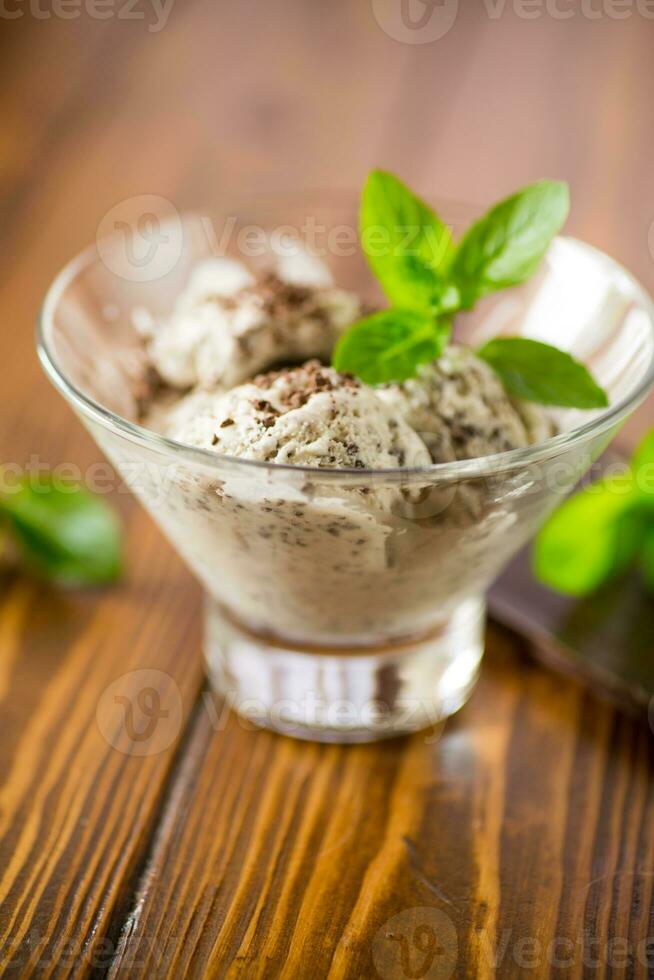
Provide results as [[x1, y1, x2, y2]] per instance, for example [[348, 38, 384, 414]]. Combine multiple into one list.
[[533, 426, 654, 597], [333, 309, 450, 384], [450, 180, 569, 307], [0, 476, 123, 587], [476, 338, 608, 408], [631, 429, 654, 489], [532, 473, 641, 596], [360, 170, 454, 311], [639, 525, 654, 594]]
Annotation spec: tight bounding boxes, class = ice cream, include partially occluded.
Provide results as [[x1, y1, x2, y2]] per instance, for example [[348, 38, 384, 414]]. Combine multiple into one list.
[[138, 253, 554, 467], [133, 252, 560, 646], [376, 344, 557, 463], [168, 360, 431, 469], [42, 160, 647, 742], [151, 344, 556, 474], [134, 253, 360, 391]]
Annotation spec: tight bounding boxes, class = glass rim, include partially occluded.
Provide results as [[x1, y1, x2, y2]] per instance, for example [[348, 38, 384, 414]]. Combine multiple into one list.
[[37, 213, 654, 486]]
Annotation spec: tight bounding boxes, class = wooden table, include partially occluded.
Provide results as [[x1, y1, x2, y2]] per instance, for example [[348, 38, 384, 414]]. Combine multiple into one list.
[[1, 4, 654, 976]]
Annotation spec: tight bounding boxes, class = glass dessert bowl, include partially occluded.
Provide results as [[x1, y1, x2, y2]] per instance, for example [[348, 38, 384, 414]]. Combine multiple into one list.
[[38, 194, 654, 742]]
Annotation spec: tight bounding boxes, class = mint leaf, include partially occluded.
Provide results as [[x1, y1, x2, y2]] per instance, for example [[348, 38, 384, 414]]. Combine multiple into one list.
[[631, 429, 654, 508], [476, 338, 608, 408], [639, 525, 654, 593], [450, 180, 569, 307], [360, 170, 454, 311], [0, 476, 123, 587], [632, 429, 654, 486], [337, 172, 586, 393], [533, 428, 654, 598], [532, 473, 640, 596], [333, 309, 450, 384]]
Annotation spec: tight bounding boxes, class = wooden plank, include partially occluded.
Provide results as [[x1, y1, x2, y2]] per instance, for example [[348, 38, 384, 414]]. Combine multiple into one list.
[[1, 2, 654, 976], [0, 511, 206, 974], [108, 626, 654, 978], [0, 2, 464, 972]]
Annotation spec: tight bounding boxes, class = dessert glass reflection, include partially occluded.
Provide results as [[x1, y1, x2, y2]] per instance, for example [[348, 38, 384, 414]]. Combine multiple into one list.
[[38, 196, 654, 742]]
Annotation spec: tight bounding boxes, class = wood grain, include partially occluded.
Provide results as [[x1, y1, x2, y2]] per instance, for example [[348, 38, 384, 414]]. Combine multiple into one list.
[[107, 628, 654, 978], [0, 521, 205, 974], [1, 3, 654, 977]]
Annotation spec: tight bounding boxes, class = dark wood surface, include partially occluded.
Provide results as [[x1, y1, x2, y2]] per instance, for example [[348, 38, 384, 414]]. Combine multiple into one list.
[[1, 4, 654, 977]]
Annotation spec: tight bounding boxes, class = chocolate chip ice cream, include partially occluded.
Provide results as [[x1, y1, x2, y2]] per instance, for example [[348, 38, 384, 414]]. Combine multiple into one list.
[[168, 361, 430, 469], [134, 251, 558, 644], [376, 344, 557, 463], [134, 252, 359, 391]]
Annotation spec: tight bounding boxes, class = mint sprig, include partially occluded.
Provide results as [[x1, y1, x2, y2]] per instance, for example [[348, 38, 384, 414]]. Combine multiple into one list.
[[449, 180, 570, 308], [333, 310, 450, 384], [359, 170, 455, 312], [477, 338, 608, 409], [333, 170, 607, 409], [0, 473, 123, 587], [533, 430, 654, 596]]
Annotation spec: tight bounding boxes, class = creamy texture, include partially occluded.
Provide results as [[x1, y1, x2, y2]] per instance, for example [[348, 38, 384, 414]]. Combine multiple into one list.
[[376, 345, 557, 463], [135, 254, 359, 390], [169, 361, 431, 469], [136, 254, 560, 644]]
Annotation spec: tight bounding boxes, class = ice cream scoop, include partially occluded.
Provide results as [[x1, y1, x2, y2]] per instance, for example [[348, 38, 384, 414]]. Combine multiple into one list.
[[376, 344, 556, 463], [134, 253, 359, 390], [167, 360, 432, 469]]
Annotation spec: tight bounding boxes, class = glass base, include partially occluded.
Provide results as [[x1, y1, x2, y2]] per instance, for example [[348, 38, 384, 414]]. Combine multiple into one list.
[[204, 597, 485, 743], [204, 598, 485, 743]]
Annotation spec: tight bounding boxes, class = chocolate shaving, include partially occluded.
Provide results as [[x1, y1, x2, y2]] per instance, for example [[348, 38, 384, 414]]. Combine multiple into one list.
[[254, 272, 313, 320], [252, 360, 360, 414], [133, 365, 166, 420], [253, 399, 279, 415]]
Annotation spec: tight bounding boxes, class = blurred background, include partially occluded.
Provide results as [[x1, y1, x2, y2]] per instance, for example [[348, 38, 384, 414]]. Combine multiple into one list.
[[1, 0, 653, 473], [3, 5, 654, 972]]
